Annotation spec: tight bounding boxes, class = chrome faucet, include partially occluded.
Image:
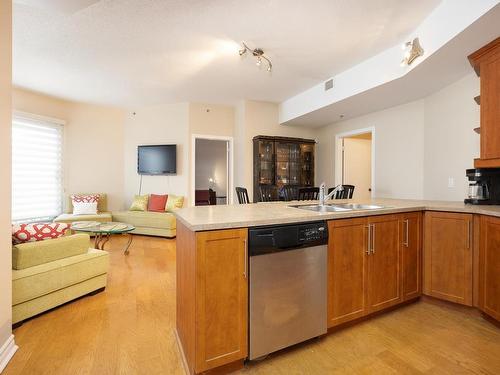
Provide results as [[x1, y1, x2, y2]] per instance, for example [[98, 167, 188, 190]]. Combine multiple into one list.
[[319, 183, 343, 206]]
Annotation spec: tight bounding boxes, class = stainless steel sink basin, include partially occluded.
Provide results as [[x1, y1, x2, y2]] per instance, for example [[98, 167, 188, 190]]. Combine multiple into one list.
[[289, 205, 353, 212], [331, 203, 385, 210]]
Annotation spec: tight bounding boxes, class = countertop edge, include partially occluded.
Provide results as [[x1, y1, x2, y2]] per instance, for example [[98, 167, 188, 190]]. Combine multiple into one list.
[[175, 203, 500, 232]]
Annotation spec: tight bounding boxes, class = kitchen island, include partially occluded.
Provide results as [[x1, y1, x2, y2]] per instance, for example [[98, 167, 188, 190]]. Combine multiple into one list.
[[174, 199, 500, 375]]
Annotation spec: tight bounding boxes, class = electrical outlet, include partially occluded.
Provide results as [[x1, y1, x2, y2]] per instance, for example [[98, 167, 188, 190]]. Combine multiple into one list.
[[448, 177, 455, 188]]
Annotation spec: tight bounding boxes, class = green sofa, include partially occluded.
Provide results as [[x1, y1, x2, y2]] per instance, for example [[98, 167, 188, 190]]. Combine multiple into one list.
[[53, 193, 177, 238], [53, 193, 112, 224], [12, 233, 109, 325], [111, 210, 176, 238]]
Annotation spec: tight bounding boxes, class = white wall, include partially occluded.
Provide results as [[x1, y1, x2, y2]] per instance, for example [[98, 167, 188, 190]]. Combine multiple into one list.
[[0, 0, 16, 369], [123, 103, 189, 206], [316, 72, 480, 201], [195, 139, 228, 196], [317, 101, 425, 199], [423, 73, 479, 200], [12, 88, 126, 211]]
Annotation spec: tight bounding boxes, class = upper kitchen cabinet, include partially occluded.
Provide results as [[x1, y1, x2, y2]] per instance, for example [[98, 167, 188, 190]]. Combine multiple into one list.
[[253, 136, 315, 202], [423, 212, 473, 306], [468, 37, 500, 168]]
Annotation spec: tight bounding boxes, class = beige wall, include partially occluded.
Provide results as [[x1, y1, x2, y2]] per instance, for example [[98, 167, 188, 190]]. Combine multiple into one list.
[[423, 73, 479, 200], [12, 88, 126, 211], [189, 103, 234, 137], [123, 103, 190, 206], [188, 103, 234, 204], [235, 100, 319, 201], [0, 0, 13, 358], [317, 100, 425, 199]]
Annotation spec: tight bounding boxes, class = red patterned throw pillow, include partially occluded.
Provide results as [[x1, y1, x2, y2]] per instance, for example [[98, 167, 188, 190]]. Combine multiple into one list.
[[12, 223, 71, 245], [71, 194, 100, 204]]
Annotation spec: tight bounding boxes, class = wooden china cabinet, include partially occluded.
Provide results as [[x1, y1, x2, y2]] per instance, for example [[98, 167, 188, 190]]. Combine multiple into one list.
[[253, 136, 315, 202]]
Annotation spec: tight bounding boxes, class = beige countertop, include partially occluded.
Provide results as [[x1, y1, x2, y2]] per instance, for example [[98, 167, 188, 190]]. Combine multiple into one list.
[[174, 198, 500, 232]]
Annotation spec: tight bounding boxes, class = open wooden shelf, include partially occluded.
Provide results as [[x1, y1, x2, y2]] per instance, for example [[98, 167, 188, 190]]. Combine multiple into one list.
[[474, 127, 481, 134], [474, 95, 480, 105]]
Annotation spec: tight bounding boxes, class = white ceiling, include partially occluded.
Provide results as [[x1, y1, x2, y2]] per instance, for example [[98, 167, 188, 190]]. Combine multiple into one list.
[[13, 0, 441, 108]]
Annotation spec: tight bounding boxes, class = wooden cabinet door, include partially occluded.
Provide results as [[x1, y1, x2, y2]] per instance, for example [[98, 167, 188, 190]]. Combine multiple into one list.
[[367, 214, 402, 313], [195, 229, 248, 372], [327, 218, 369, 327], [480, 47, 500, 160], [424, 212, 473, 306], [402, 212, 422, 301], [479, 215, 500, 321]]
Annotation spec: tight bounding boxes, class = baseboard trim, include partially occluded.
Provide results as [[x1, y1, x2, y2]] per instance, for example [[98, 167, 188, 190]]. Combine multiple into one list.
[[0, 334, 18, 373], [174, 329, 190, 375]]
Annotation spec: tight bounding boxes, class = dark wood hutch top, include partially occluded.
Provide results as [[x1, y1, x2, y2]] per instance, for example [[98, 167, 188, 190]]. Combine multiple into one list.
[[253, 135, 316, 144]]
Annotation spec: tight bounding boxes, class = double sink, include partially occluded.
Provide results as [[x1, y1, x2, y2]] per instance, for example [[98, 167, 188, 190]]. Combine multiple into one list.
[[290, 203, 385, 213]]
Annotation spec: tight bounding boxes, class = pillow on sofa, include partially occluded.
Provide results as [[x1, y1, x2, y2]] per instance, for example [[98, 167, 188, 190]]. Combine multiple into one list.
[[12, 223, 71, 245], [148, 194, 168, 212], [71, 194, 100, 215], [130, 195, 149, 211], [166, 194, 184, 212], [73, 202, 98, 215]]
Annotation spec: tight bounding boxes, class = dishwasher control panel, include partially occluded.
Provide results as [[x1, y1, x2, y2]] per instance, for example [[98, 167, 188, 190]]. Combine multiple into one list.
[[299, 225, 327, 243], [249, 221, 328, 256]]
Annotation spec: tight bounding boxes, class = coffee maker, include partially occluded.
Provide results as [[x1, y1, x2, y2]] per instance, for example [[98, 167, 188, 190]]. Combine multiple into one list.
[[464, 168, 500, 205]]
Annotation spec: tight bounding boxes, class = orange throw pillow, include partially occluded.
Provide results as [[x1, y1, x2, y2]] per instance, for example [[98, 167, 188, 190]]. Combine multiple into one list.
[[148, 194, 168, 212]]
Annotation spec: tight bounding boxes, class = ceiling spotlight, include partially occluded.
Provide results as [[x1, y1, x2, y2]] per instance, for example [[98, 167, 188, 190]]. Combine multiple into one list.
[[401, 37, 424, 66], [239, 41, 273, 72]]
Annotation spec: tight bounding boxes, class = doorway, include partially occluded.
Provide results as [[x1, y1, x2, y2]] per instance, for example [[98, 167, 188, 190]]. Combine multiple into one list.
[[191, 135, 233, 206], [335, 128, 374, 200]]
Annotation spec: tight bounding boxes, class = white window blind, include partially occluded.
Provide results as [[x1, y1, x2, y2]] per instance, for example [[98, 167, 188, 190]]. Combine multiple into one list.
[[12, 115, 63, 223]]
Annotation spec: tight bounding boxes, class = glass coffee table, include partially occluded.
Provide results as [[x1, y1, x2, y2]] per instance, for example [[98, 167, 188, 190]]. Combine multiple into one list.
[[71, 221, 135, 255]]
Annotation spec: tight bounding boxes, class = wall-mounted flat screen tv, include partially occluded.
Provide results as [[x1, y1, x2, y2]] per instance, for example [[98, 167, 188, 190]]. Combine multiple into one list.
[[138, 145, 177, 175]]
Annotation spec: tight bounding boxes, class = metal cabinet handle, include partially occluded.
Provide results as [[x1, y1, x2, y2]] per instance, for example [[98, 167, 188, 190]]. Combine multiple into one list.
[[371, 224, 376, 254], [467, 221, 471, 250], [365, 225, 371, 254], [243, 239, 248, 278], [404, 219, 409, 247]]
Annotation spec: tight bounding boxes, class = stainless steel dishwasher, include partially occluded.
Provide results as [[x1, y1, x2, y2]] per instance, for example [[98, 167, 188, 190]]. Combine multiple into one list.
[[248, 221, 328, 360]]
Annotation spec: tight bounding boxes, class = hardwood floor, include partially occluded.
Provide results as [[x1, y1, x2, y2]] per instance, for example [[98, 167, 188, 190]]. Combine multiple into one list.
[[5, 235, 500, 375]]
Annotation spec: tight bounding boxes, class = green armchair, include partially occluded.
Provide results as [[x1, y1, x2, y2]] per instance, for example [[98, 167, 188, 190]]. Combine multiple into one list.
[[12, 233, 109, 325]]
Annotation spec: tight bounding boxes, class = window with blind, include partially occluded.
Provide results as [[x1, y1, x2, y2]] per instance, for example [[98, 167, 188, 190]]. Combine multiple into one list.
[[12, 115, 64, 223]]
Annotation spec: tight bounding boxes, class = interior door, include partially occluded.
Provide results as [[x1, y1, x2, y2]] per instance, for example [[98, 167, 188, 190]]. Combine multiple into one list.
[[342, 137, 371, 200], [367, 215, 402, 313]]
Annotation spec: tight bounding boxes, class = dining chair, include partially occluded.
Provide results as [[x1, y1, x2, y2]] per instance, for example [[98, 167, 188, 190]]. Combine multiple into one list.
[[298, 187, 319, 201], [328, 185, 355, 199], [235, 187, 250, 204], [282, 185, 299, 201], [259, 185, 278, 202]]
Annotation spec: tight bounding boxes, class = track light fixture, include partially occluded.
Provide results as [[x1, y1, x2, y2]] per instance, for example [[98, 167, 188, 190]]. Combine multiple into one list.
[[239, 42, 272, 72], [400, 37, 424, 66]]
